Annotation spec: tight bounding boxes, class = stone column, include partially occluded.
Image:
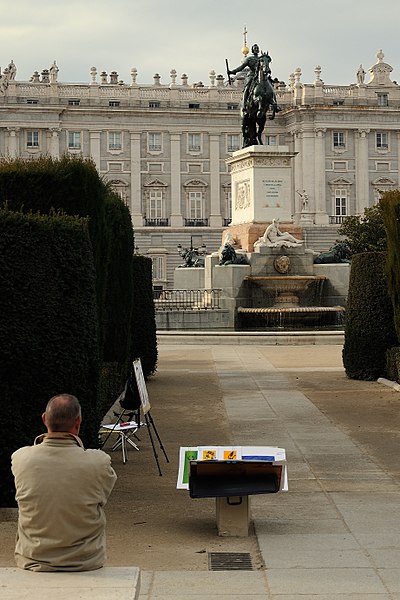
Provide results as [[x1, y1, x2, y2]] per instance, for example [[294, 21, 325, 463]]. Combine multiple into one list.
[[314, 128, 328, 224], [170, 133, 183, 227], [130, 132, 143, 227], [293, 130, 303, 220], [49, 128, 60, 158], [356, 129, 370, 212], [89, 131, 101, 170], [7, 128, 19, 157], [209, 134, 222, 226], [300, 129, 315, 214]]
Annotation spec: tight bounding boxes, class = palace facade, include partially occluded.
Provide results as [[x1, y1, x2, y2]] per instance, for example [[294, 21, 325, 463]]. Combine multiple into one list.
[[1, 50, 399, 291]]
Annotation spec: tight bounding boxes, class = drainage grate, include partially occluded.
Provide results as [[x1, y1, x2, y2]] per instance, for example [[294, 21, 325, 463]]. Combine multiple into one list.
[[208, 552, 253, 571]]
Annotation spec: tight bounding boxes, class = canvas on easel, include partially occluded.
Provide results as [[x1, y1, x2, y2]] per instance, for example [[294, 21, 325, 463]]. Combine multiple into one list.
[[132, 358, 169, 475]]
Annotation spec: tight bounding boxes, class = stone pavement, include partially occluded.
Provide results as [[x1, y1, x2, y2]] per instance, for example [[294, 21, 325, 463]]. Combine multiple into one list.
[[137, 338, 400, 599], [2, 336, 400, 599]]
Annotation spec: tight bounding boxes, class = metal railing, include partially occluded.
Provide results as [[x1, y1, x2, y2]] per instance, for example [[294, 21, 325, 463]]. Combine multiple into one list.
[[184, 218, 209, 227], [144, 217, 169, 226], [153, 289, 221, 310], [329, 215, 346, 224]]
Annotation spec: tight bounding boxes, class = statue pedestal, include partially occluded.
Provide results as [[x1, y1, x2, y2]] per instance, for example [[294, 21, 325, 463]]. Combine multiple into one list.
[[226, 145, 297, 226]]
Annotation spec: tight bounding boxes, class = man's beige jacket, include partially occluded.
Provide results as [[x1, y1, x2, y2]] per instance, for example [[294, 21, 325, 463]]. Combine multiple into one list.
[[11, 432, 117, 571]]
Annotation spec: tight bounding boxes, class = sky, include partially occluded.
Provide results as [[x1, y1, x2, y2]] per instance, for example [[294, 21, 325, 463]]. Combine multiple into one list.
[[1, 0, 400, 87]]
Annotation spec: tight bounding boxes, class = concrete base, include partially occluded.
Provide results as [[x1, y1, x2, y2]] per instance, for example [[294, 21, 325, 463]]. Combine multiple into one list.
[[216, 496, 250, 537], [0, 566, 141, 599]]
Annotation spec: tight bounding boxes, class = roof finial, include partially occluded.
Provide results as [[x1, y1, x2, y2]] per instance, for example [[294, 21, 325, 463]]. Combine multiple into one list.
[[242, 25, 249, 57]]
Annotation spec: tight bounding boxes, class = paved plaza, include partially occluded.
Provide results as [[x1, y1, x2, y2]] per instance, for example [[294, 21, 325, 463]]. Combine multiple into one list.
[[1, 336, 400, 598]]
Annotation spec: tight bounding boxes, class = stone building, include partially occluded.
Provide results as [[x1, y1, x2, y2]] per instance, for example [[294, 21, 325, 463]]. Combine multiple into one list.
[[0, 49, 399, 291]]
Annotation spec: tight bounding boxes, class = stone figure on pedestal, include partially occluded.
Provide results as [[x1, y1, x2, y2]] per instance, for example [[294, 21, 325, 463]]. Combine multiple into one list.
[[356, 64, 365, 85], [49, 61, 59, 84], [296, 189, 309, 212], [254, 219, 303, 249]]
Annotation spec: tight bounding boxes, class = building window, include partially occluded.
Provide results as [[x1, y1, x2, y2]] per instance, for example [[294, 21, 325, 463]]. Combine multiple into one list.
[[68, 99, 80, 106], [188, 133, 201, 153], [108, 162, 123, 172], [110, 181, 128, 206], [189, 103, 200, 109], [376, 131, 389, 150], [148, 190, 164, 219], [334, 188, 347, 217], [68, 131, 81, 150], [149, 101, 160, 108], [377, 93, 388, 107], [265, 135, 277, 146], [188, 191, 204, 219], [333, 131, 346, 149], [148, 163, 163, 172], [109, 101, 120, 107], [26, 130, 39, 148], [227, 103, 238, 110], [151, 255, 166, 281], [376, 161, 390, 171], [227, 134, 240, 153], [148, 132, 162, 153], [108, 131, 122, 151], [26, 99, 38, 105]]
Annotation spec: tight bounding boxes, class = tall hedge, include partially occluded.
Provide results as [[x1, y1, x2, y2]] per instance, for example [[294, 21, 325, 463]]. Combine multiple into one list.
[[343, 252, 397, 380], [0, 209, 100, 506], [103, 191, 135, 364], [131, 255, 158, 378], [380, 190, 400, 342], [0, 156, 108, 349]]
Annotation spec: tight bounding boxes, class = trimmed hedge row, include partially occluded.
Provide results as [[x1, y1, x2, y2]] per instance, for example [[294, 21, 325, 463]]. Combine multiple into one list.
[[380, 190, 400, 342], [131, 255, 158, 378], [343, 252, 397, 380], [0, 209, 100, 506]]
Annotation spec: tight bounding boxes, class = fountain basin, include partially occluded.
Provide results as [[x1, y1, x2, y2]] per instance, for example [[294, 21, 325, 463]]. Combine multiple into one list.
[[237, 305, 345, 330], [244, 275, 327, 308]]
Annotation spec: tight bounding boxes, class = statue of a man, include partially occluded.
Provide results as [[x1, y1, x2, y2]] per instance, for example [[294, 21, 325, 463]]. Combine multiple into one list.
[[254, 219, 303, 248], [228, 44, 279, 116], [357, 64, 365, 85]]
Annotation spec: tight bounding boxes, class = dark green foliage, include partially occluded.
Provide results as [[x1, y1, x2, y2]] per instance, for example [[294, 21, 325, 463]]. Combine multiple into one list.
[[337, 204, 387, 255], [131, 255, 158, 378], [102, 191, 135, 364], [0, 209, 100, 506], [343, 252, 397, 380], [380, 190, 400, 343], [0, 156, 108, 349]]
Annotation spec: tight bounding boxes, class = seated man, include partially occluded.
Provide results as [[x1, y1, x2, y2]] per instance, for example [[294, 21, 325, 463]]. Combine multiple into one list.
[[11, 394, 117, 571]]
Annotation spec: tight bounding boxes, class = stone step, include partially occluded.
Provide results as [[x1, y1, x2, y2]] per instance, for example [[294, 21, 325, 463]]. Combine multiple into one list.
[[0, 566, 140, 600]]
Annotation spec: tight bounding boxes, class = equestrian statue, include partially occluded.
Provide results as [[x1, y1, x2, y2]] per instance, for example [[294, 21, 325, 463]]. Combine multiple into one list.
[[227, 43, 281, 148]]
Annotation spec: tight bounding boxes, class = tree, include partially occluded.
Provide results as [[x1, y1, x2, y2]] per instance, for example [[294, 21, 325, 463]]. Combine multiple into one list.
[[337, 204, 386, 255]]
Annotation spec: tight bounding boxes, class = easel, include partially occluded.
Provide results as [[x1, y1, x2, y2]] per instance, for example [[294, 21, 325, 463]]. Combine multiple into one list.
[[132, 358, 169, 476]]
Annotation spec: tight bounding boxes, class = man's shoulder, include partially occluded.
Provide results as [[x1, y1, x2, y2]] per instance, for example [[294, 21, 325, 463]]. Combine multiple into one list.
[[83, 448, 113, 465]]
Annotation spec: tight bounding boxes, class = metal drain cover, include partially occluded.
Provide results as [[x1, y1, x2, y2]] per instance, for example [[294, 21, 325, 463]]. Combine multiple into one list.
[[208, 552, 253, 571]]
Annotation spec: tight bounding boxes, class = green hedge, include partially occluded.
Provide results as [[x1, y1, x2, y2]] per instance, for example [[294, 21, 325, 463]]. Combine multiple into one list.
[[380, 190, 400, 343], [0, 156, 108, 348], [343, 252, 397, 380], [131, 255, 158, 378], [0, 209, 100, 506]]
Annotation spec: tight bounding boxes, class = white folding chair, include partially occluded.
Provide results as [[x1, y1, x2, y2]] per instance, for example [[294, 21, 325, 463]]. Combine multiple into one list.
[[100, 420, 140, 464]]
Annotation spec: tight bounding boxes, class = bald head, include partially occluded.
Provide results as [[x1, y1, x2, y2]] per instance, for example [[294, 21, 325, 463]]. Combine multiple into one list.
[[43, 394, 82, 434]]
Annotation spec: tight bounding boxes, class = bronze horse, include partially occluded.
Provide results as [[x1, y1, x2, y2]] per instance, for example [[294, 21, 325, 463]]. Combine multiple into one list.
[[241, 52, 277, 147]]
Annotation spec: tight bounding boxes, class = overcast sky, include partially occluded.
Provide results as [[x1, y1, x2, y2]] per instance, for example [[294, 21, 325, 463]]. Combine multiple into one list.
[[1, 0, 400, 86]]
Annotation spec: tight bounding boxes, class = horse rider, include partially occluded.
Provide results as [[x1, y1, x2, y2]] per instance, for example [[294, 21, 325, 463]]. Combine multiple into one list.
[[228, 44, 281, 115]]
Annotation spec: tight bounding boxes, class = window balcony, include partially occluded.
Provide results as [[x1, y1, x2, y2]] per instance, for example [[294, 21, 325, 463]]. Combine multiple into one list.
[[184, 218, 208, 227], [144, 218, 169, 227], [329, 215, 346, 224]]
